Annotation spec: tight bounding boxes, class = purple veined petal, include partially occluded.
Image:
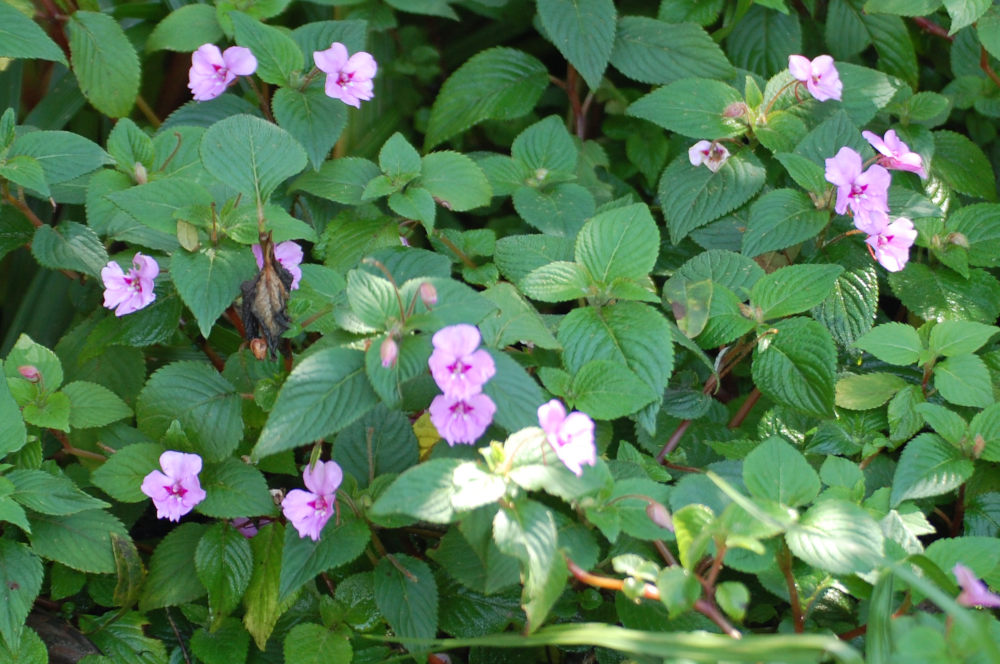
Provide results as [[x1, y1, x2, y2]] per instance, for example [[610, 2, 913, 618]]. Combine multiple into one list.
[[324, 76, 358, 107], [432, 323, 482, 356], [314, 42, 349, 74], [223, 46, 258, 76], [281, 488, 332, 541], [192, 43, 225, 70], [537, 399, 567, 436], [159, 450, 203, 479], [954, 563, 1000, 608], [862, 130, 891, 157], [303, 460, 343, 496], [345, 51, 377, 79], [428, 392, 496, 445], [824, 147, 863, 188], [132, 252, 160, 280], [140, 469, 172, 503], [787, 54, 812, 82], [811, 54, 836, 77], [688, 140, 712, 168], [251, 244, 265, 269], [273, 241, 303, 270]]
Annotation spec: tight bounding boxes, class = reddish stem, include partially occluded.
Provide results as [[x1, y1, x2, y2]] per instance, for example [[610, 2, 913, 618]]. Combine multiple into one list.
[[911, 16, 954, 41]]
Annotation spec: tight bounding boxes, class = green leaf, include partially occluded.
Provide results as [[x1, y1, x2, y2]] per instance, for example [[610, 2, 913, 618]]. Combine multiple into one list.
[[812, 266, 879, 348], [231, 11, 304, 86], [932, 130, 997, 201], [743, 437, 820, 507], [379, 132, 422, 183], [0, 2, 67, 64], [389, 187, 436, 228], [570, 359, 659, 419], [656, 566, 700, 619], [0, 364, 26, 457], [558, 302, 673, 404], [374, 554, 438, 644], [742, 189, 828, 258], [520, 261, 591, 302], [481, 349, 548, 433], [107, 176, 213, 237], [915, 403, 967, 446], [21, 390, 70, 432], [370, 459, 464, 524], [140, 522, 208, 610], [0, 540, 42, 650], [479, 282, 560, 350], [511, 115, 578, 174], [67, 11, 140, 118], [272, 87, 347, 171], [7, 130, 109, 185], [890, 434, 974, 506], [504, 428, 612, 502], [106, 118, 153, 173], [29, 509, 129, 574], [627, 78, 744, 139], [198, 458, 276, 518], [934, 354, 994, 408], [512, 183, 595, 237], [170, 245, 257, 338], [136, 361, 243, 462], [0, 155, 49, 199], [889, 265, 1000, 324], [191, 619, 251, 664], [727, 5, 802, 78], [425, 47, 548, 150], [5, 334, 63, 391], [752, 317, 837, 418], [751, 264, 844, 320], [91, 443, 163, 503], [929, 320, 998, 357], [290, 20, 367, 59], [333, 405, 419, 488], [243, 523, 286, 650], [537, 0, 616, 90], [611, 16, 733, 85], [493, 500, 566, 632], [293, 157, 381, 204], [785, 500, 884, 574], [8, 469, 109, 515], [195, 523, 253, 626], [62, 380, 131, 429], [970, 404, 1000, 463], [863, 0, 942, 15], [774, 152, 827, 193], [793, 110, 870, 167], [946, 203, 1000, 268], [836, 62, 907, 127], [254, 348, 377, 458], [280, 508, 371, 601], [147, 4, 224, 52], [283, 624, 352, 664], [32, 222, 109, 278], [980, 7, 1000, 61], [674, 249, 764, 297], [854, 322, 922, 365], [575, 203, 658, 283], [660, 150, 766, 243], [201, 114, 308, 204], [835, 373, 907, 410], [418, 151, 492, 212]]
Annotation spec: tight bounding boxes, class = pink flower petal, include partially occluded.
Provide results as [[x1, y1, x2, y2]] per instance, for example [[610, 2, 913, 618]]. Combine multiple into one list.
[[223, 46, 258, 76]]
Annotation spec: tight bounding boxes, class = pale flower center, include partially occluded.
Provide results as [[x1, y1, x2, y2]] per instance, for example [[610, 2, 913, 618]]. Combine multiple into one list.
[[309, 495, 330, 515]]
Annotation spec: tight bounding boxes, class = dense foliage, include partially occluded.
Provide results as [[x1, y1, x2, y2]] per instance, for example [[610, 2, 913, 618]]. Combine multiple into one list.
[[2, 0, 1000, 662]]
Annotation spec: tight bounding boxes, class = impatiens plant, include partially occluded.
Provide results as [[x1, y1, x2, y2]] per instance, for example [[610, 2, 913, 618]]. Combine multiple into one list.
[[4, 1, 1000, 663]]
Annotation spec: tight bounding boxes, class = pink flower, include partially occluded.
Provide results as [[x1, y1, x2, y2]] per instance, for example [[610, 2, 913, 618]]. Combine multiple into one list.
[[313, 42, 377, 108], [101, 252, 159, 317], [188, 44, 258, 101], [824, 146, 891, 225], [428, 324, 496, 399], [380, 336, 399, 368], [953, 563, 1000, 608], [429, 392, 496, 446], [688, 140, 730, 173], [17, 365, 40, 382], [537, 399, 596, 477], [863, 216, 916, 272], [252, 240, 303, 290], [788, 54, 842, 102], [140, 451, 207, 522], [862, 129, 927, 179], [281, 460, 343, 541]]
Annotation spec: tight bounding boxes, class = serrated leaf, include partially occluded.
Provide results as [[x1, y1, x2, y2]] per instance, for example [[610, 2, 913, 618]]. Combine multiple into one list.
[[726, 5, 801, 78], [512, 183, 595, 237], [272, 87, 347, 171], [283, 624, 352, 664], [425, 47, 548, 150], [201, 114, 308, 204], [91, 443, 163, 503], [836, 62, 907, 127], [812, 266, 878, 348], [418, 151, 492, 212], [742, 189, 828, 258], [611, 16, 733, 85], [7, 130, 110, 185], [511, 115, 578, 174], [198, 458, 275, 518], [934, 354, 993, 408], [29, 509, 129, 574], [854, 322, 923, 365], [915, 403, 967, 445], [932, 130, 997, 201], [835, 373, 907, 410], [660, 150, 766, 244], [195, 523, 253, 625], [231, 11, 303, 86], [334, 405, 419, 488], [370, 459, 464, 524], [0, 540, 42, 650], [575, 202, 658, 283], [292, 157, 381, 204], [786, 500, 884, 574], [570, 359, 658, 419], [254, 348, 377, 458], [743, 437, 820, 507], [243, 523, 286, 650], [136, 361, 243, 461], [752, 317, 837, 418], [537, 0, 616, 89], [482, 349, 549, 433], [520, 261, 591, 302], [751, 264, 844, 320], [627, 78, 744, 139], [140, 522, 208, 610], [479, 282, 560, 350], [890, 434, 974, 506], [889, 265, 1000, 324], [946, 203, 1000, 268], [147, 4, 224, 52], [171, 245, 257, 338], [107, 176, 213, 237], [0, 2, 67, 64], [0, 155, 50, 198], [8, 469, 109, 515], [61, 380, 132, 428], [374, 554, 438, 642], [928, 320, 998, 357], [67, 11, 140, 118], [32, 222, 109, 278]]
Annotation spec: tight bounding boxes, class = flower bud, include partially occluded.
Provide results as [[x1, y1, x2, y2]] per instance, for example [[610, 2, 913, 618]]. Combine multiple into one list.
[[646, 501, 674, 531], [972, 433, 986, 459], [250, 338, 269, 361], [380, 336, 399, 368], [723, 101, 749, 118], [133, 162, 148, 185], [947, 232, 969, 249], [17, 365, 40, 382], [419, 282, 437, 307]]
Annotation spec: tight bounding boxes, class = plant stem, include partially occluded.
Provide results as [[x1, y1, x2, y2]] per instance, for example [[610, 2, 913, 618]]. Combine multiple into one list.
[[134, 95, 161, 129], [778, 543, 804, 633]]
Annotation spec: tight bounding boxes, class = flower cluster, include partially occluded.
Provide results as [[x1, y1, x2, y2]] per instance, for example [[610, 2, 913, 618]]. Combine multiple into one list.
[[187, 41, 376, 107], [140, 451, 206, 522], [788, 54, 842, 102], [537, 399, 596, 477], [427, 324, 497, 446], [101, 252, 159, 316], [282, 460, 343, 541], [825, 129, 925, 272], [252, 240, 303, 290]]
